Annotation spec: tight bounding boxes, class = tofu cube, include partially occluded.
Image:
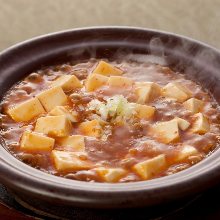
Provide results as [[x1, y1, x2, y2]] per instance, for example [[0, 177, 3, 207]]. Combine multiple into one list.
[[162, 82, 192, 102], [49, 106, 78, 122], [183, 98, 204, 113], [133, 154, 166, 180], [34, 115, 72, 137], [50, 75, 83, 92], [20, 131, 54, 151], [108, 76, 134, 88], [92, 61, 123, 76], [85, 74, 108, 92], [153, 119, 179, 144], [192, 113, 210, 134], [8, 97, 45, 122], [176, 145, 198, 162], [135, 82, 161, 104], [52, 150, 91, 172], [79, 119, 102, 138], [56, 135, 85, 152], [134, 104, 155, 120], [175, 117, 190, 131], [37, 86, 67, 112], [95, 167, 127, 183]]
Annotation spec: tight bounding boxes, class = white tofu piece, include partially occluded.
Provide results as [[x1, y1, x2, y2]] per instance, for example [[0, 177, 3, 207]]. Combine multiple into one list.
[[183, 98, 204, 113], [175, 117, 190, 131], [8, 97, 45, 122], [134, 104, 155, 120], [49, 106, 78, 122], [34, 115, 72, 137], [85, 74, 108, 92], [56, 135, 85, 152], [133, 154, 166, 180], [95, 167, 127, 183], [191, 113, 210, 134], [176, 145, 198, 162], [162, 82, 192, 102], [153, 119, 179, 144], [108, 76, 134, 88], [79, 119, 103, 138], [50, 75, 83, 92], [92, 61, 123, 76], [20, 131, 54, 151], [52, 150, 91, 172], [135, 82, 161, 104], [37, 86, 68, 112]]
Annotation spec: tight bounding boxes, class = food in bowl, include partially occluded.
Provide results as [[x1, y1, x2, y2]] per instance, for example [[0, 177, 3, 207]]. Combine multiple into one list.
[[1, 59, 220, 183]]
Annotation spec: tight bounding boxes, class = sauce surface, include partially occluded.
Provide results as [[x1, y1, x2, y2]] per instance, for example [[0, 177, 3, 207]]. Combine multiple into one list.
[[1, 59, 220, 183]]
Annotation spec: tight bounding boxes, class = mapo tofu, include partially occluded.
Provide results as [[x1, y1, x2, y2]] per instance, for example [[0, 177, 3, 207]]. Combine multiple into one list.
[[1, 59, 220, 183]]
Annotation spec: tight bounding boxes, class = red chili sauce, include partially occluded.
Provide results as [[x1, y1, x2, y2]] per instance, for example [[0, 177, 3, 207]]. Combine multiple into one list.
[[1, 59, 220, 183]]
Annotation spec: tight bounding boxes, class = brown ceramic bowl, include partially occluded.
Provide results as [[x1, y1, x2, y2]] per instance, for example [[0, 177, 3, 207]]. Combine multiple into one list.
[[0, 27, 220, 209]]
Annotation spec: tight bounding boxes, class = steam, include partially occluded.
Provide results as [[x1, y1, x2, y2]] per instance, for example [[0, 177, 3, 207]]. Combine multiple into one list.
[[122, 54, 167, 66], [66, 33, 220, 101], [148, 37, 165, 57]]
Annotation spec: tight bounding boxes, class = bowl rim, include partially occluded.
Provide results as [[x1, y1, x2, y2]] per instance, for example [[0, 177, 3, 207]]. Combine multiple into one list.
[[1, 26, 219, 56], [1, 26, 220, 205]]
